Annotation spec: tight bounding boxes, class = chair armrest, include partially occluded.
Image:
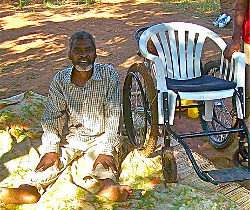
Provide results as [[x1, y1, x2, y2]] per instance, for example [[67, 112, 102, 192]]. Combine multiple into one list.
[[153, 57, 169, 92], [148, 57, 177, 125], [135, 27, 150, 44], [231, 52, 246, 118], [232, 52, 246, 88], [139, 38, 168, 91]]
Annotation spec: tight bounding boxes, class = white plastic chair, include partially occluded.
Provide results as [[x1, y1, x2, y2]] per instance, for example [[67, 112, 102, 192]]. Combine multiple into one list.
[[138, 22, 246, 126], [123, 22, 249, 183]]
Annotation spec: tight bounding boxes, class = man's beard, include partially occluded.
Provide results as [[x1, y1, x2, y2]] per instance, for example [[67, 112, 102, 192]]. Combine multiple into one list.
[[74, 60, 93, 72]]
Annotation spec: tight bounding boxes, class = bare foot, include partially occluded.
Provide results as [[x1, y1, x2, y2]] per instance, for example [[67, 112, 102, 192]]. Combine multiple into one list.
[[97, 184, 132, 202], [97, 179, 132, 202], [0, 185, 40, 204]]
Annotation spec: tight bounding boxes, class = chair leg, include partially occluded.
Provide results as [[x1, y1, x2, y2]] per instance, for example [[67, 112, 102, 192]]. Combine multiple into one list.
[[161, 146, 177, 184], [202, 100, 214, 121], [161, 124, 177, 183]]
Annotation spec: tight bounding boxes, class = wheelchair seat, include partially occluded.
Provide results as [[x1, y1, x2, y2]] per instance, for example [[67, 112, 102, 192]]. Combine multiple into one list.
[[166, 75, 237, 93]]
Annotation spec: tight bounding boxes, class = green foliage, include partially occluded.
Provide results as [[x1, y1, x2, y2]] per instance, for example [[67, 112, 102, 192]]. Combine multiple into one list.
[[0, 93, 45, 141], [0, 110, 16, 127], [19, 0, 30, 9], [43, 0, 67, 5], [43, 0, 63, 8], [78, 0, 95, 5], [0, 91, 5, 97], [20, 102, 44, 120]]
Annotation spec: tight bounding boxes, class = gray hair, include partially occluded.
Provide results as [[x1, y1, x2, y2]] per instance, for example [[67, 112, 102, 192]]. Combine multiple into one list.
[[69, 31, 96, 49]]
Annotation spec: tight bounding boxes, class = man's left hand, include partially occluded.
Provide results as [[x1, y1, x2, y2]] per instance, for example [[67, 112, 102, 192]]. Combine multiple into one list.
[[93, 154, 117, 175]]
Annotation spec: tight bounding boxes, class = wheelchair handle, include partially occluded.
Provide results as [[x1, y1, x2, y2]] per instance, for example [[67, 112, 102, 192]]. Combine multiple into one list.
[[135, 27, 149, 57], [135, 26, 150, 44]]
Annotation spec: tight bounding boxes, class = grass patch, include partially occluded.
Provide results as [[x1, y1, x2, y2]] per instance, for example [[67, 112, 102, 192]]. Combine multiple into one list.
[[18, 0, 30, 9], [43, 0, 67, 9], [160, 0, 220, 17], [3, 0, 96, 9], [77, 0, 95, 5], [0, 91, 5, 97], [0, 66, 8, 73], [4, 0, 220, 15], [11, 81, 20, 87]]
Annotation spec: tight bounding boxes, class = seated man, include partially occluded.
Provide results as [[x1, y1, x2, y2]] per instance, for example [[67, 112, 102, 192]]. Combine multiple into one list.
[[0, 31, 132, 204]]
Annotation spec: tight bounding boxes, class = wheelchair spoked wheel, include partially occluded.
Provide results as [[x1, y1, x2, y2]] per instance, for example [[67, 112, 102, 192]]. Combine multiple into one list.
[[199, 97, 238, 149], [123, 63, 158, 157], [200, 61, 238, 148]]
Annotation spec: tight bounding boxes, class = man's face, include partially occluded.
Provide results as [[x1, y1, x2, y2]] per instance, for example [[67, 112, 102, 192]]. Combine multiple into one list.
[[69, 38, 97, 72]]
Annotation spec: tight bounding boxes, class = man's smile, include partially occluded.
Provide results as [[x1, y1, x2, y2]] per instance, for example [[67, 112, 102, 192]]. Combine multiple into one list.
[[76, 58, 91, 66]]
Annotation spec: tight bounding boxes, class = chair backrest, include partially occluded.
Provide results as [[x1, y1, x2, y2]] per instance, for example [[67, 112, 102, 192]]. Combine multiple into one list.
[[139, 22, 228, 80]]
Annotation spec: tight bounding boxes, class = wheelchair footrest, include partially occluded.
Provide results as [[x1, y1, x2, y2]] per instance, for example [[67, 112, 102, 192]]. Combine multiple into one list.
[[204, 167, 250, 184]]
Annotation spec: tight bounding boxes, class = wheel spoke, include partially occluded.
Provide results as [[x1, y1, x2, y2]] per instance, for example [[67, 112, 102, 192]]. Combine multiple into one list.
[[128, 73, 153, 147], [200, 97, 237, 148]]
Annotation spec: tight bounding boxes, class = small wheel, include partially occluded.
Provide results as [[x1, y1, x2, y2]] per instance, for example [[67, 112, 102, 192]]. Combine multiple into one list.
[[200, 61, 238, 148], [123, 63, 158, 157], [161, 147, 177, 183], [233, 133, 249, 168]]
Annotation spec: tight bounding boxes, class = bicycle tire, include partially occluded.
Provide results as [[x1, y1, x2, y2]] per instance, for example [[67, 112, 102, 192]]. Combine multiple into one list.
[[123, 63, 158, 157]]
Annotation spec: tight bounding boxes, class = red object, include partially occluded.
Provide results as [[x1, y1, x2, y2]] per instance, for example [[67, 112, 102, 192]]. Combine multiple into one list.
[[242, 1, 250, 44]]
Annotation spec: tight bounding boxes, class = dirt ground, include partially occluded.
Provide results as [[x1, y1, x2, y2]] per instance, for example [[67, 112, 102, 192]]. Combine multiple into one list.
[[0, 1, 248, 188]]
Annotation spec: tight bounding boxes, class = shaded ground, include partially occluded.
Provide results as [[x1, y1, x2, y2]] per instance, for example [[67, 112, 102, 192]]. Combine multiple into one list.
[[0, 92, 244, 209], [0, 0, 248, 191]]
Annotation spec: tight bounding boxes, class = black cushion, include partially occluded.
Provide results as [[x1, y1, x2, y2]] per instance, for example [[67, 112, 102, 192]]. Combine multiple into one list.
[[166, 75, 237, 92]]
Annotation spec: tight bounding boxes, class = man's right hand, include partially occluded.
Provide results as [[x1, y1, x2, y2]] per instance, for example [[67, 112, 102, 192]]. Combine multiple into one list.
[[224, 38, 241, 61], [35, 152, 60, 172]]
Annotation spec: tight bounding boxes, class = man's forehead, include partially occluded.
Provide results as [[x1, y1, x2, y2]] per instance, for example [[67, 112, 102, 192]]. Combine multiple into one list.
[[72, 38, 95, 48]]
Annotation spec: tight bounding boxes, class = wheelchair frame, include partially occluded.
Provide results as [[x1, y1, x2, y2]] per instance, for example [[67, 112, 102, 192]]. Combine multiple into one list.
[[122, 24, 250, 185]]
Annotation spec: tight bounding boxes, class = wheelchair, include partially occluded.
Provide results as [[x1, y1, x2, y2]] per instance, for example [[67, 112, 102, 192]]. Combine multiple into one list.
[[123, 22, 250, 184]]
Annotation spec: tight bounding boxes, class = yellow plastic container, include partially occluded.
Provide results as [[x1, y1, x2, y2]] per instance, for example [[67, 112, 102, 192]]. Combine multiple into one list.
[[182, 100, 194, 105], [187, 103, 199, 118], [177, 100, 194, 111]]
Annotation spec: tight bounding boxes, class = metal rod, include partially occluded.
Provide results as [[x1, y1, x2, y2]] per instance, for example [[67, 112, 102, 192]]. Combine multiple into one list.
[[179, 128, 244, 138], [165, 123, 210, 182], [239, 119, 250, 171], [176, 104, 204, 109]]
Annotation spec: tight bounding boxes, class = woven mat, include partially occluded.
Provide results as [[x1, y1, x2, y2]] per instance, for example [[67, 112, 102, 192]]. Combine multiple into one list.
[[169, 139, 250, 209]]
